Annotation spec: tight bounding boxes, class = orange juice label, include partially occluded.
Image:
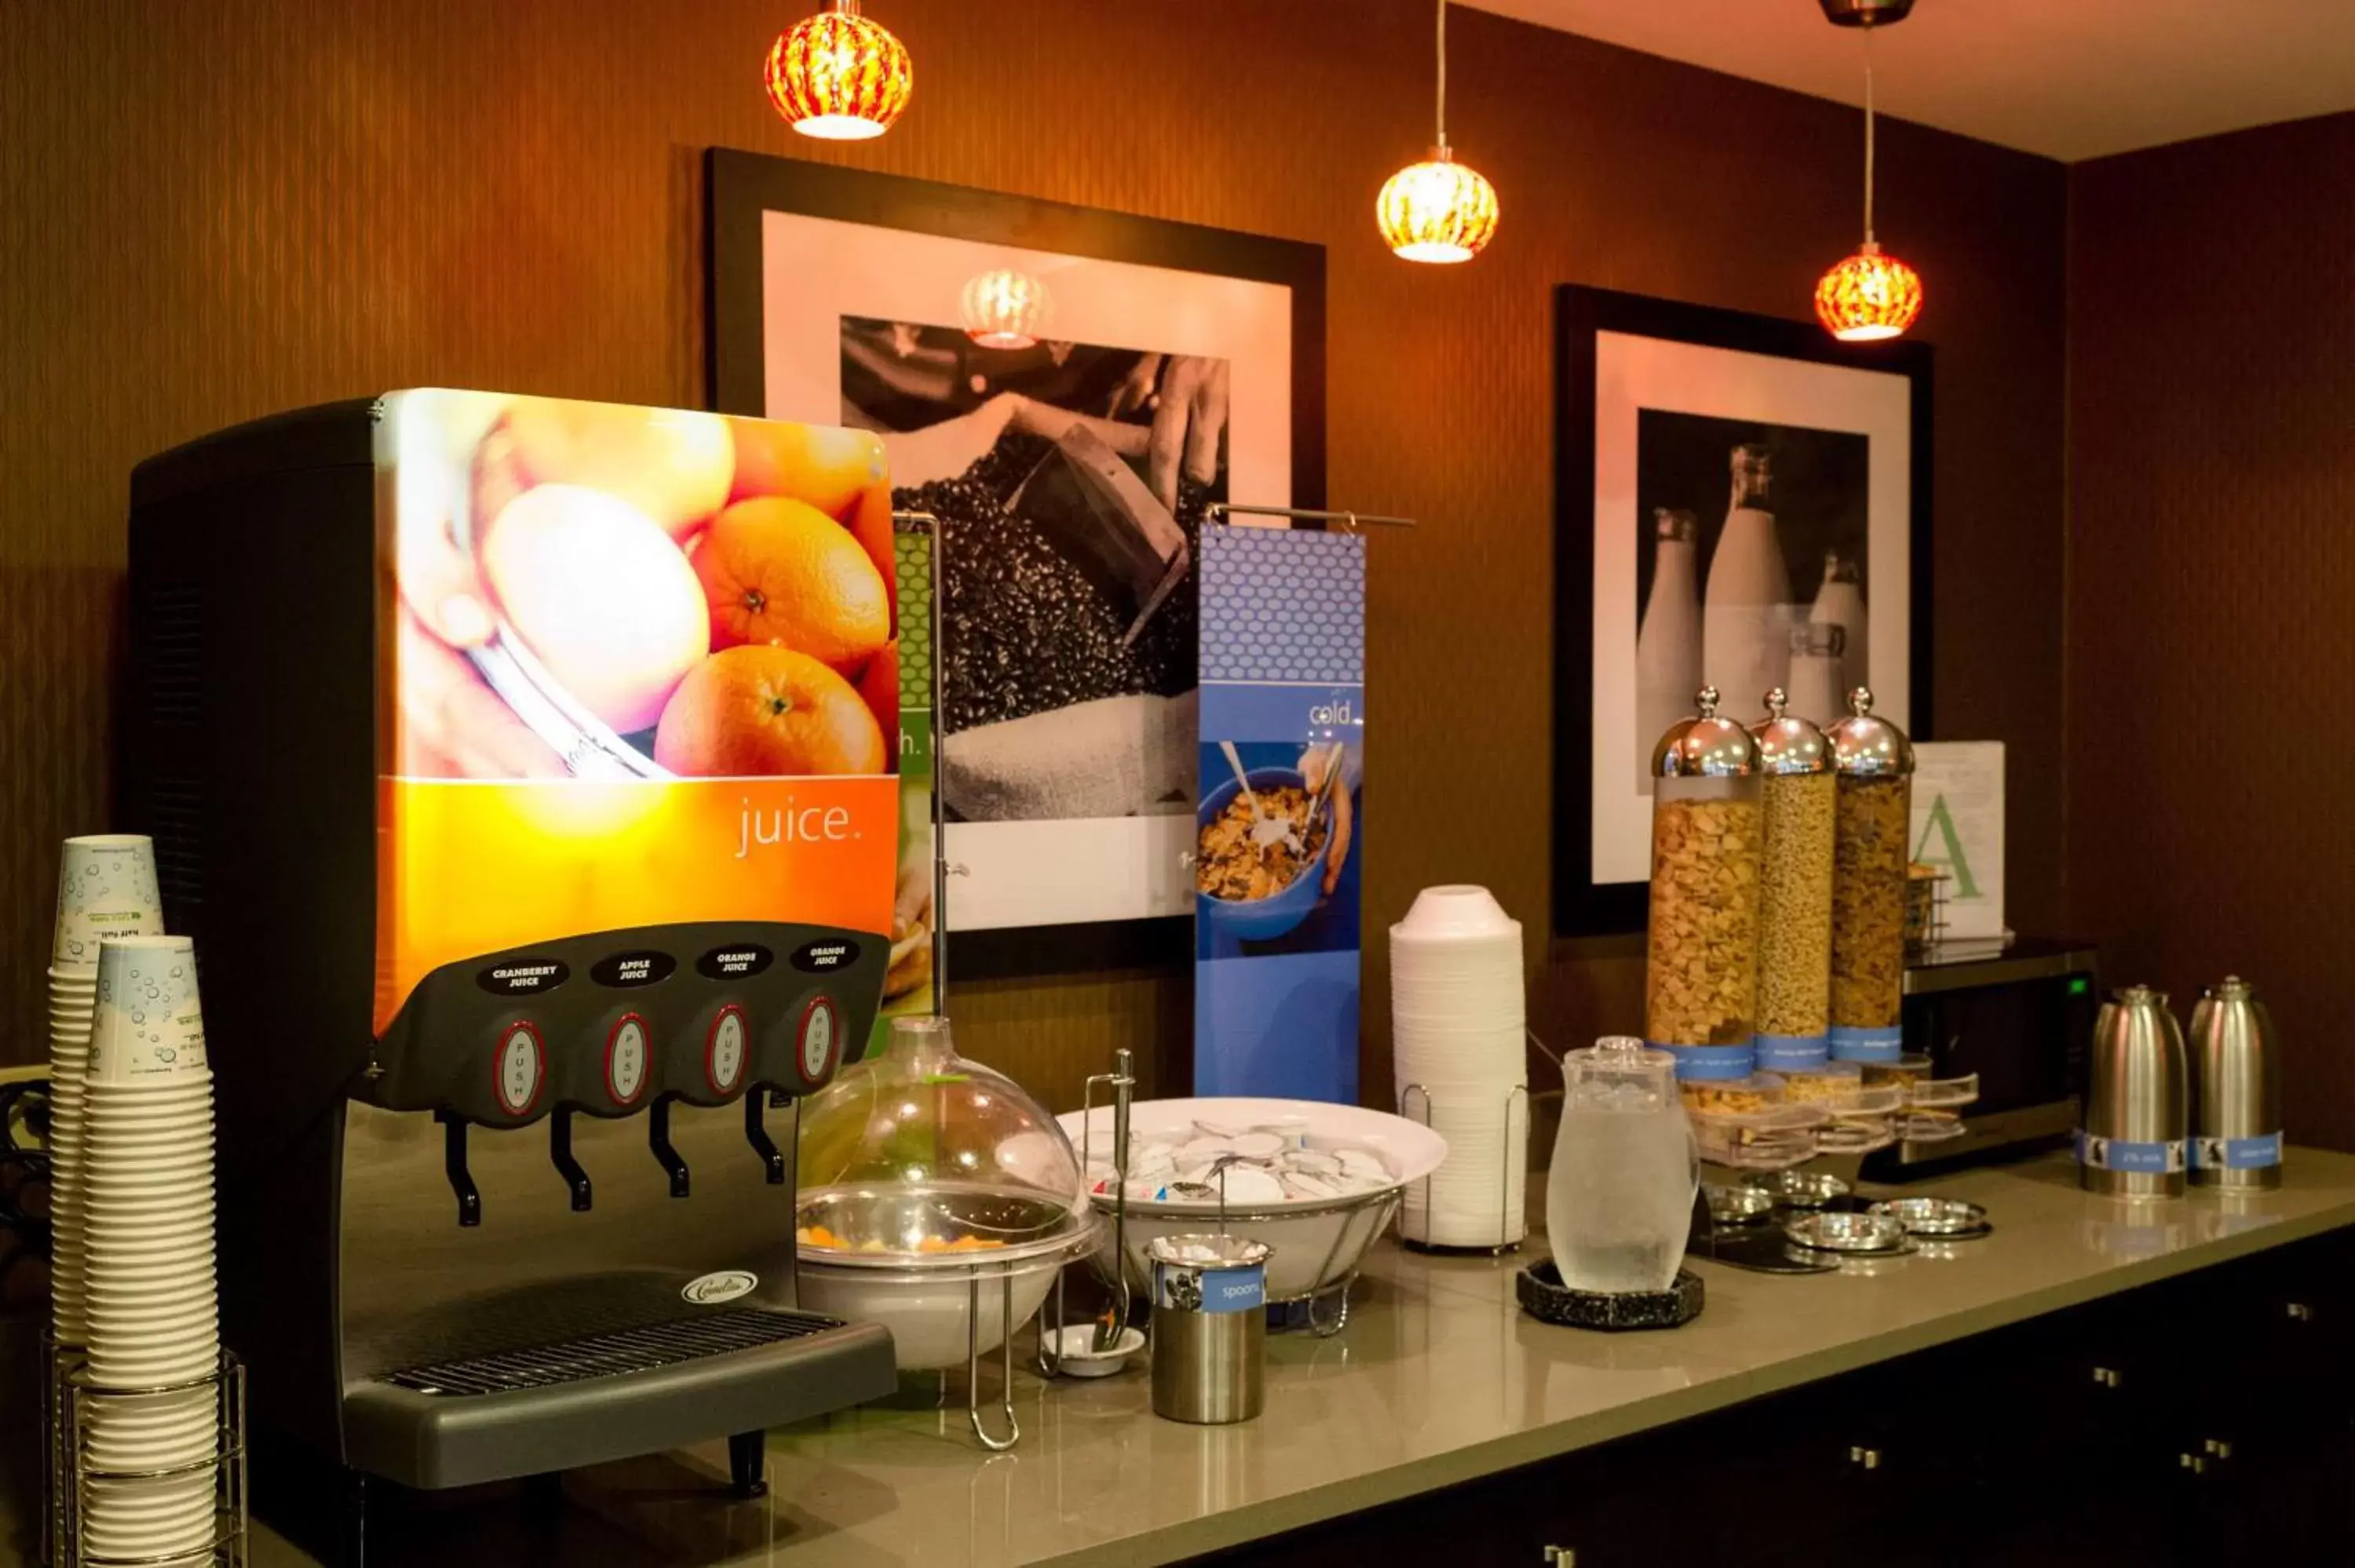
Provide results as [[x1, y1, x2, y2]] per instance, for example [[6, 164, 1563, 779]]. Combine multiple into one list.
[[374, 776, 894, 1034]]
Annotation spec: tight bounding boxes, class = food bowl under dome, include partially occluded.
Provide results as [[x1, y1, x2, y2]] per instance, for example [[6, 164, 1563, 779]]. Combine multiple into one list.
[[794, 1015, 1097, 1370]]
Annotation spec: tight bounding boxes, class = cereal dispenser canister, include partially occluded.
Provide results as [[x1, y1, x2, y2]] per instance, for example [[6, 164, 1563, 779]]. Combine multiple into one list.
[[1749, 688, 1835, 1072], [1825, 687, 1915, 1062], [1645, 686, 1764, 1081]]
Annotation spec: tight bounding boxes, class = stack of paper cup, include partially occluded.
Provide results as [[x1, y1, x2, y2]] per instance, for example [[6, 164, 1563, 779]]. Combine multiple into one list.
[[49, 835, 166, 1351], [78, 935, 221, 1563], [1391, 885, 1528, 1249]]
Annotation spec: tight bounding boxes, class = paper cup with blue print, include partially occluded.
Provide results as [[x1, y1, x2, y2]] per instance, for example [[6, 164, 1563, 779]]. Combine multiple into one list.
[[52, 835, 163, 968], [89, 936, 207, 1088]]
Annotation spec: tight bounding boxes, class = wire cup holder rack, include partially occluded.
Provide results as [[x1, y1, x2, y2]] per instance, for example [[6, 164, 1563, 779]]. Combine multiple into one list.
[[47, 1340, 247, 1567], [1396, 1081, 1530, 1256]]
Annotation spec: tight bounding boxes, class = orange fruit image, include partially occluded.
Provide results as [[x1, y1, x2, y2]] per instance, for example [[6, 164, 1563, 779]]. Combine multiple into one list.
[[694, 497, 890, 672], [480, 485, 710, 735], [860, 637, 899, 750], [726, 418, 884, 520], [846, 483, 898, 626], [503, 400, 735, 542], [655, 646, 887, 778]]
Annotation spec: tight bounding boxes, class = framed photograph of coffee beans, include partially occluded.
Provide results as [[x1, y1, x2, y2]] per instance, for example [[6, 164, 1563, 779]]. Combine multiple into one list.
[[708, 150, 1324, 976], [1554, 286, 1932, 937]]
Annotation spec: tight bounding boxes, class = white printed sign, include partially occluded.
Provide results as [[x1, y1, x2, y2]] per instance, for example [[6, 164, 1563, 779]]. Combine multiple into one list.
[[1910, 742, 2006, 943]]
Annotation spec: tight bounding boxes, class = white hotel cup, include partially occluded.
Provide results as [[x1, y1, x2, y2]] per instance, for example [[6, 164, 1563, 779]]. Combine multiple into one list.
[[89, 937, 207, 1088], [52, 835, 164, 967]]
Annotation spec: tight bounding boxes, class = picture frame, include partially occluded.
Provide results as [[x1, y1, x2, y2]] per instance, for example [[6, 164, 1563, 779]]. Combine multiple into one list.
[[1552, 285, 1933, 938], [706, 149, 1326, 979]]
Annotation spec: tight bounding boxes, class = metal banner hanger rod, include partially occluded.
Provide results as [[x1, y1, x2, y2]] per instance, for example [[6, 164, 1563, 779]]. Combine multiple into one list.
[[1207, 502, 1418, 531]]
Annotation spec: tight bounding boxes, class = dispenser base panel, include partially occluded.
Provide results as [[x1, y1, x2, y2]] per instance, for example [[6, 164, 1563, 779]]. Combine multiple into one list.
[[343, 1311, 894, 1490]]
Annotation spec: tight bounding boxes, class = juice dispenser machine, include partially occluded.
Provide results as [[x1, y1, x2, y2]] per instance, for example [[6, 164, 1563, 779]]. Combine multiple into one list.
[[122, 390, 904, 1541]]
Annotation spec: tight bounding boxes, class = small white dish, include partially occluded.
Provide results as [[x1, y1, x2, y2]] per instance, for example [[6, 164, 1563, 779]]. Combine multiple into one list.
[[1045, 1324, 1145, 1377]]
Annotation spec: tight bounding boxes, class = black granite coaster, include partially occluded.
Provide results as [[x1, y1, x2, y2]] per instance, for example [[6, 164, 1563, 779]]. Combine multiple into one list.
[[1516, 1260, 1704, 1330]]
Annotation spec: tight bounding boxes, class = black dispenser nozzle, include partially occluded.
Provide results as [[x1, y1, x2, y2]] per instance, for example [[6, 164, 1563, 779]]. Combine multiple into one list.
[[744, 1092, 786, 1186], [650, 1098, 690, 1198], [550, 1107, 593, 1212], [437, 1110, 481, 1227]]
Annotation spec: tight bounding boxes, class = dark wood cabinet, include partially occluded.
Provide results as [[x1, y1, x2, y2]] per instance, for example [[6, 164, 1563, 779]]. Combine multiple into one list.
[[1205, 1231, 2355, 1568]]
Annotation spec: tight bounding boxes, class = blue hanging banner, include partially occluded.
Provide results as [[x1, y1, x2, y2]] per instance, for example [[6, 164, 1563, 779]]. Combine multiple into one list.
[[1193, 526, 1365, 1101]]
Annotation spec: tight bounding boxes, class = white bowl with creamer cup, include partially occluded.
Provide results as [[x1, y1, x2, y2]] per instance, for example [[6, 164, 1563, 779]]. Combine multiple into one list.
[[52, 836, 164, 968]]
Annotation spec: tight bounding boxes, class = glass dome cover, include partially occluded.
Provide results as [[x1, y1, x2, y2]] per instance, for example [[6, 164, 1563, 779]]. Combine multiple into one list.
[[795, 1016, 1092, 1268]]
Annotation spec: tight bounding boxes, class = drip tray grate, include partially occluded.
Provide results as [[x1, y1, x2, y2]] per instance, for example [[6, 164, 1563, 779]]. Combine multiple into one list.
[[381, 1309, 851, 1397]]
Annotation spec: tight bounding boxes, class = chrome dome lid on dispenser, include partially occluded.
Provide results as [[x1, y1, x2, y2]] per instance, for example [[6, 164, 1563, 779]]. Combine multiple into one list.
[[1651, 685, 1763, 780], [795, 1015, 1094, 1268], [1751, 687, 1832, 776], [1826, 686, 1915, 779]]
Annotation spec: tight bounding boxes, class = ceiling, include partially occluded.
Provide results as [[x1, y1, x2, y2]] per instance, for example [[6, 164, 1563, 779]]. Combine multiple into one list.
[[1461, 0, 2355, 162]]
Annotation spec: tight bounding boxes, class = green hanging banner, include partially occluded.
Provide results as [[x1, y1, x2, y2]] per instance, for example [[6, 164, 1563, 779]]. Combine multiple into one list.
[[871, 526, 936, 1056]]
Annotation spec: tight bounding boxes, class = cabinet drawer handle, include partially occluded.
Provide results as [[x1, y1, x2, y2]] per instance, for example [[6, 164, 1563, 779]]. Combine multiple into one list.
[[2204, 1438, 2233, 1460], [2287, 1302, 2315, 1323], [2090, 1366, 2121, 1388], [1542, 1549, 1575, 1566], [1849, 1446, 1881, 1470], [2180, 1453, 2207, 1475]]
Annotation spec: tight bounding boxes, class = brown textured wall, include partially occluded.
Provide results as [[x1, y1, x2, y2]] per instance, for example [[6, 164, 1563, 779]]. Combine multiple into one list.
[[0, 2, 2068, 1107], [2068, 113, 2355, 1151]]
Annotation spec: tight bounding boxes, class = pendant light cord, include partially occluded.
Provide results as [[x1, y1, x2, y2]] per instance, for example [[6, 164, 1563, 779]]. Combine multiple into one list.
[[1862, 25, 1877, 244], [1436, 0, 1449, 152]]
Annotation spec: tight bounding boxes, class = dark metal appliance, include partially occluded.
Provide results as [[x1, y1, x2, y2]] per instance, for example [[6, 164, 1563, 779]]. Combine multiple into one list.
[[121, 395, 899, 1551]]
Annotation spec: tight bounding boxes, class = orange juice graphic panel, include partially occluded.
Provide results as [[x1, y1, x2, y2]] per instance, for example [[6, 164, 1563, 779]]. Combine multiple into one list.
[[374, 390, 899, 1034]]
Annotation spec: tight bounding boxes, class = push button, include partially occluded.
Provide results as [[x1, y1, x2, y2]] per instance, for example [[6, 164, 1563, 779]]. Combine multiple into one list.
[[706, 1006, 749, 1097], [798, 997, 841, 1084], [495, 1022, 545, 1118], [606, 1015, 650, 1107]]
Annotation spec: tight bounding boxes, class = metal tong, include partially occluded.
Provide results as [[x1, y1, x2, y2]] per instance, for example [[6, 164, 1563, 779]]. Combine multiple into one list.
[[1083, 1049, 1136, 1351]]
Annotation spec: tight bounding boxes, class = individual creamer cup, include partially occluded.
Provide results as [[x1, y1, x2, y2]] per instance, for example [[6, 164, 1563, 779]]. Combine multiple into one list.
[[52, 836, 163, 967], [89, 937, 206, 1088]]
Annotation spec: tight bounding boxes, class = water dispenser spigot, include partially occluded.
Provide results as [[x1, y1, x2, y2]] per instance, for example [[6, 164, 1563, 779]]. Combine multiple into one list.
[[436, 1110, 481, 1227], [744, 1092, 786, 1186], [550, 1107, 593, 1212], [649, 1098, 691, 1198]]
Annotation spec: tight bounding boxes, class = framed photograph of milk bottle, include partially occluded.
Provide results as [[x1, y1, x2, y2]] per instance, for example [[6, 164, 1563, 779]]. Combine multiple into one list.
[[1552, 286, 1932, 935]]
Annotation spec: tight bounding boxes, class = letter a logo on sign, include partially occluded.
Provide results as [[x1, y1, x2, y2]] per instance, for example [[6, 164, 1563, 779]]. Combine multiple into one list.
[[1911, 793, 1979, 900]]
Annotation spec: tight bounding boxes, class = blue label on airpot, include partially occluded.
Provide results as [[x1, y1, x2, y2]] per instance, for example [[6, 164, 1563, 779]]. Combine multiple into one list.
[[2076, 1131, 2187, 1174], [2192, 1132, 2283, 1170], [1756, 1033, 1831, 1071], [1659, 1042, 1756, 1081], [1828, 1026, 1904, 1063]]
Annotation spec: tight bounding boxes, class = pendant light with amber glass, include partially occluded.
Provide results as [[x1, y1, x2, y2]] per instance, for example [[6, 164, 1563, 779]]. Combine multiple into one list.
[[1814, 0, 1922, 341], [1377, 0, 1499, 264], [765, 0, 913, 142]]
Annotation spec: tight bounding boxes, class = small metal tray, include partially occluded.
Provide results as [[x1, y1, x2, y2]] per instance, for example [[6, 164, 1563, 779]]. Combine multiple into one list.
[[1869, 1197, 1989, 1237], [1743, 1169, 1851, 1209], [1784, 1209, 1911, 1254], [1703, 1183, 1778, 1227]]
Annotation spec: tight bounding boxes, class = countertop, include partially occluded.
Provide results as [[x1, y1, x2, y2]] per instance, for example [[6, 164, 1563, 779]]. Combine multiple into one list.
[[234, 1150, 2355, 1566]]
